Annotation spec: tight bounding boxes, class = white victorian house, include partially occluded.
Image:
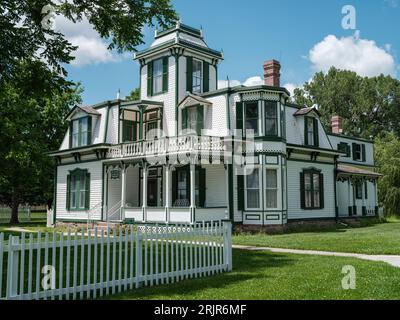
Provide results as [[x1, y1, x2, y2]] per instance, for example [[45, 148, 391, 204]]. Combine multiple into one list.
[[49, 23, 381, 227]]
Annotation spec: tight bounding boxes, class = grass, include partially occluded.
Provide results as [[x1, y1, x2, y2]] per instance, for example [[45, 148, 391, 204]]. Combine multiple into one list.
[[106, 249, 400, 300], [233, 217, 400, 255]]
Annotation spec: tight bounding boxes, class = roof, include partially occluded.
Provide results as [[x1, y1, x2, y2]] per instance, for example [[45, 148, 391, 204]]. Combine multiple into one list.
[[179, 93, 212, 108], [294, 107, 321, 117], [337, 164, 382, 177], [66, 105, 100, 120]]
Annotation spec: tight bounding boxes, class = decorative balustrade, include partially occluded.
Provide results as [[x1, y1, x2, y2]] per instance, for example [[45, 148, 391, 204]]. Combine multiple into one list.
[[106, 135, 227, 159]]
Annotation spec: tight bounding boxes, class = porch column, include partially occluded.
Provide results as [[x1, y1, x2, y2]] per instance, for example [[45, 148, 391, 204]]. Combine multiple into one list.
[[104, 166, 109, 222], [224, 164, 230, 220], [142, 164, 148, 222], [121, 165, 126, 221], [190, 163, 195, 224], [165, 164, 171, 223]]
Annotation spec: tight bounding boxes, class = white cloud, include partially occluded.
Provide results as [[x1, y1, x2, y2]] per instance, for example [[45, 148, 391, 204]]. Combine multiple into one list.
[[309, 34, 397, 77], [243, 76, 263, 86], [54, 15, 126, 67], [283, 83, 301, 97], [218, 76, 264, 89], [384, 0, 398, 8]]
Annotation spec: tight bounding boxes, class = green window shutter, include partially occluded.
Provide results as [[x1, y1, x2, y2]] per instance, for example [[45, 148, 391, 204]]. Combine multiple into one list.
[[147, 61, 153, 96], [300, 172, 305, 209], [237, 175, 244, 211], [69, 122, 73, 148], [186, 56, 193, 93], [171, 170, 177, 206], [362, 144, 366, 162], [346, 144, 351, 157], [319, 173, 324, 209], [85, 172, 90, 210], [203, 61, 209, 93], [182, 108, 188, 130], [87, 116, 92, 145], [313, 118, 319, 147], [236, 102, 243, 131], [162, 57, 169, 92], [304, 118, 308, 146], [199, 167, 206, 207], [352, 143, 357, 160], [196, 105, 204, 135], [66, 174, 71, 210], [364, 181, 368, 199]]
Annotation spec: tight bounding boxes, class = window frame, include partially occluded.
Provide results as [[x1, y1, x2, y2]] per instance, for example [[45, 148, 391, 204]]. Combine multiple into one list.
[[152, 58, 164, 95], [181, 105, 204, 135], [338, 142, 351, 157], [67, 169, 90, 211], [355, 181, 363, 199], [244, 166, 262, 210], [265, 101, 278, 137], [192, 58, 203, 94], [301, 168, 324, 210], [70, 116, 91, 148], [304, 116, 319, 147], [244, 101, 260, 137], [265, 168, 278, 209]]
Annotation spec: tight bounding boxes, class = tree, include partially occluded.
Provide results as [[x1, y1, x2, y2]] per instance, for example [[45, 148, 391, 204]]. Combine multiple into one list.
[[1, 0, 178, 81], [375, 133, 400, 216], [125, 88, 140, 101], [0, 59, 82, 223]]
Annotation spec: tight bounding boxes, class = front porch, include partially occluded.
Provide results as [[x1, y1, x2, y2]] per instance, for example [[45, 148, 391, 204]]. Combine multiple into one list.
[[103, 161, 230, 224]]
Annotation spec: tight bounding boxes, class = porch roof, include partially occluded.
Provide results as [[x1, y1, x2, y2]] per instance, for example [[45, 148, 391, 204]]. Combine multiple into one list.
[[337, 164, 382, 178]]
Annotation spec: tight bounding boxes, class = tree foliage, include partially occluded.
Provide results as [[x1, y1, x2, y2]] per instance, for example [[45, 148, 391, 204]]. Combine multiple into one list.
[[125, 87, 140, 101]]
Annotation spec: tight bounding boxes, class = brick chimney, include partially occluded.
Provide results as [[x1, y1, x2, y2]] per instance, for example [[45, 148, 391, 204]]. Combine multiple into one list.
[[263, 59, 281, 87], [331, 116, 343, 134]]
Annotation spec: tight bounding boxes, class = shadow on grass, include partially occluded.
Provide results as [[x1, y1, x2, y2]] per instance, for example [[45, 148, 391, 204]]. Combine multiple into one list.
[[104, 249, 295, 300]]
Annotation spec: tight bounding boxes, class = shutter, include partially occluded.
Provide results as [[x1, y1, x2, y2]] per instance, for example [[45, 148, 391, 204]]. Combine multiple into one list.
[[319, 173, 324, 209], [186, 56, 193, 93], [87, 116, 92, 145], [199, 167, 206, 207], [147, 61, 153, 96], [236, 102, 243, 131], [69, 122, 73, 148], [313, 118, 319, 147], [362, 144, 366, 162], [182, 108, 188, 130], [186, 166, 191, 205], [352, 143, 357, 160], [304, 118, 308, 145], [85, 172, 90, 210], [203, 61, 209, 93], [66, 174, 71, 210], [364, 181, 368, 199], [237, 175, 244, 211], [172, 170, 177, 206], [300, 172, 305, 209], [162, 56, 168, 92], [196, 105, 204, 135]]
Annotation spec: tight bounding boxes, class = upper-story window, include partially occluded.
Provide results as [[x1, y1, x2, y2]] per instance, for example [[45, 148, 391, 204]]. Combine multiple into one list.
[[352, 143, 366, 162], [245, 102, 259, 136], [304, 117, 319, 147], [71, 117, 91, 148], [186, 57, 210, 94], [182, 105, 204, 135], [265, 101, 278, 136], [143, 109, 162, 139], [338, 142, 351, 157], [147, 57, 168, 96]]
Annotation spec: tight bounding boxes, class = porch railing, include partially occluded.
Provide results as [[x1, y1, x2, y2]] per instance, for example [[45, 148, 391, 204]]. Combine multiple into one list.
[[107, 135, 227, 159]]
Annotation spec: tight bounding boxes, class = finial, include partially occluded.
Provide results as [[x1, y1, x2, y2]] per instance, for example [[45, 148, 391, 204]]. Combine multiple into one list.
[[117, 89, 121, 100]]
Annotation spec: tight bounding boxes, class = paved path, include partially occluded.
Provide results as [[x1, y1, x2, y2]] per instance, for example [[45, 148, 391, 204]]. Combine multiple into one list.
[[3, 227, 37, 233], [233, 245, 400, 268]]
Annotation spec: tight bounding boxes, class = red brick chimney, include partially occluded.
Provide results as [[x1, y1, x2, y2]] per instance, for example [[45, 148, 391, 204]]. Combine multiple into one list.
[[331, 116, 343, 134], [263, 59, 281, 87]]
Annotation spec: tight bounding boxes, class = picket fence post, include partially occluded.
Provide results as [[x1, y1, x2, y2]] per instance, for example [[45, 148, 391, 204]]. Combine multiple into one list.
[[6, 236, 20, 299], [135, 233, 142, 288], [223, 220, 232, 272]]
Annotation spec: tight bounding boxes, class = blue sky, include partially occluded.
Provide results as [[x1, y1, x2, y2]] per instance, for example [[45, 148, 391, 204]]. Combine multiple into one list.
[[61, 0, 400, 105]]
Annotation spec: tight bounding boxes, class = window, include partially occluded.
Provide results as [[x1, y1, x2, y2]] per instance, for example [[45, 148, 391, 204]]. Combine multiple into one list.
[[265, 169, 278, 208], [67, 169, 90, 210], [245, 102, 259, 135], [143, 109, 161, 139], [338, 142, 351, 157], [71, 117, 91, 148], [305, 117, 319, 147], [352, 143, 365, 162], [355, 181, 363, 199], [172, 166, 205, 207], [301, 169, 324, 209], [245, 168, 260, 209], [147, 57, 168, 96], [192, 59, 202, 94], [140, 167, 163, 207], [265, 101, 278, 136], [182, 105, 204, 135], [121, 110, 139, 142]]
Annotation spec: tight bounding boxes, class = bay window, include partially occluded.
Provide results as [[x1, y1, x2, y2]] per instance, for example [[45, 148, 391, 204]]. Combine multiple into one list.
[[245, 168, 260, 209], [265, 169, 278, 208], [245, 102, 259, 136], [265, 101, 278, 136]]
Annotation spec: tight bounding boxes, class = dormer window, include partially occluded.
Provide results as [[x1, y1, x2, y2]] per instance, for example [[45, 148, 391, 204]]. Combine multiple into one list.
[[71, 117, 91, 148], [304, 117, 319, 147]]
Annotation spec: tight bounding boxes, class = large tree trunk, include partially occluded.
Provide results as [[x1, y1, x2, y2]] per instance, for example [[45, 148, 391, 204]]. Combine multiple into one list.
[[10, 191, 19, 224]]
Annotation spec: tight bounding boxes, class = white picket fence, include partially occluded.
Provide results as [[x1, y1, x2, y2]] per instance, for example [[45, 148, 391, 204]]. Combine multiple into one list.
[[0, 221, 232, 300]]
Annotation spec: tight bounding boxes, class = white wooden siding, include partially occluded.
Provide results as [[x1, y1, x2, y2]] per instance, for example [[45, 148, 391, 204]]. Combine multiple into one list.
[[105, 105, 119, 144], [203, 95, 228, 137], [126, 166, 140, 207], [287, 160, 336, 220], [56, 162, 104, 221], [204, 165, 227, 208]]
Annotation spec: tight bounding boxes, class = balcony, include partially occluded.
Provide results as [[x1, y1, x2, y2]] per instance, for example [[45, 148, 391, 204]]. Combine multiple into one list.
[[106, 135, 228, 159]]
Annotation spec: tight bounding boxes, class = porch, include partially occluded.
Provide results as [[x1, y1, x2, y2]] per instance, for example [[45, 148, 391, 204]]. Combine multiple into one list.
[[103, 161, 230, 224]]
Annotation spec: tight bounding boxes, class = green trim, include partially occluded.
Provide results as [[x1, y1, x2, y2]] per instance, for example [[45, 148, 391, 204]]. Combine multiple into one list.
[[287, 158, 335, 165], [200, 85, 290, 98], [287, 143, 346, 156], [175, 54, 180, 136], [300, 168, 324, 210], [69, 116, 91, 149], [327, 132, 374, 144], [155, 23, 202, 39]]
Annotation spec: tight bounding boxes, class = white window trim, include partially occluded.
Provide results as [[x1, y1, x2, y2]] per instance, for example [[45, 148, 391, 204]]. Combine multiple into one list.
[[244, 166, 262, 211], [192, 58, 203, 94]]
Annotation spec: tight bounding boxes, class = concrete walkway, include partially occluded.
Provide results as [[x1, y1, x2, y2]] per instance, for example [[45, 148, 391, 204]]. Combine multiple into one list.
[[233, 245, 400, 268]]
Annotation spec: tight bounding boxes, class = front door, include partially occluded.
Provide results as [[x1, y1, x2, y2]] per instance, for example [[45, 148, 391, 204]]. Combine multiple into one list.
[[147, 178, 158, 207]]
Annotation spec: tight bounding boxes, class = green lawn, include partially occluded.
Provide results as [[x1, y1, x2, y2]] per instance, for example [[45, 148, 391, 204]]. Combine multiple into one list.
[[233, 218, 400, 255], [106, 249, 400, 300]]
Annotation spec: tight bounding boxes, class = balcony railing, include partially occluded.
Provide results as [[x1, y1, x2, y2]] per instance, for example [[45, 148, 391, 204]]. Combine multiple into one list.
[[106, 135, 227, 159]]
